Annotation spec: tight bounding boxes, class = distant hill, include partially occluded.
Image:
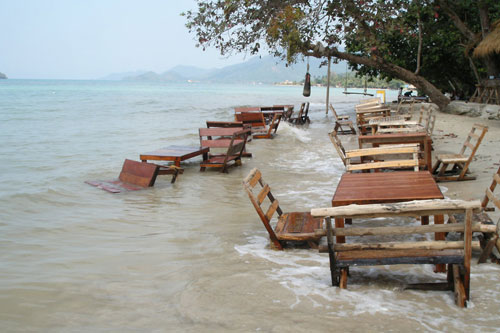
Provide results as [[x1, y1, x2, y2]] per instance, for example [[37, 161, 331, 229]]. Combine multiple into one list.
[[0, 72, 7, 79], [99, 70, 148, 80], [117, 56, 347, 84]]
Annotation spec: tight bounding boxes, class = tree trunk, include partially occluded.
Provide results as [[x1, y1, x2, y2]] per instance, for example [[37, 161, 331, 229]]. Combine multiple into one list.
[[309, 45, 450, 110]]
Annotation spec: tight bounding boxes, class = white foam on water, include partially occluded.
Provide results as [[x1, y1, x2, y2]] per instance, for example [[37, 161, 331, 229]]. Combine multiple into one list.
[[277, 122, 312, 143], [235, 233, 500, 330]]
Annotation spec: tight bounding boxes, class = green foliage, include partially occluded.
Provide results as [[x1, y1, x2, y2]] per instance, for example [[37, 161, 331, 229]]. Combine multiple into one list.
[[311, 73, 404, 89], [184, 0, 500, 102]]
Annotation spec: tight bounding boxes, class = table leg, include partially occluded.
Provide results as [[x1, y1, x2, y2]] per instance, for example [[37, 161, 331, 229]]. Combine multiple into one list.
[[434, 214, 446, 273], [174, 159, 181, 168], [424, 137, 431, 170], [421, 216, 429, 225], [335, 218, 345, 243]]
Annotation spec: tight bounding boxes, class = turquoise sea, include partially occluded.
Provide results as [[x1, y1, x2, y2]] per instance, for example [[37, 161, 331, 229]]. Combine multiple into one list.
[[2, 80, 498, 331]]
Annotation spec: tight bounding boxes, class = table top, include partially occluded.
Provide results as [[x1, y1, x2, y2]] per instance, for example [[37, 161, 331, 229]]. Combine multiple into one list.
[[140, 145, 209, 158], [332, 171, 443, 206]]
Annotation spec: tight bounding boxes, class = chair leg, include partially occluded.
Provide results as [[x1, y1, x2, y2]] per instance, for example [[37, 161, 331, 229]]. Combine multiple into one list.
[[431, 160, 441, 174], [339, 268, 348, 289]]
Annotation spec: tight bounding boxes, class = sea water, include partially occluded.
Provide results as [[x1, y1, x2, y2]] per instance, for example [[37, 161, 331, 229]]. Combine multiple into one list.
[[1, 80, 499, 331]]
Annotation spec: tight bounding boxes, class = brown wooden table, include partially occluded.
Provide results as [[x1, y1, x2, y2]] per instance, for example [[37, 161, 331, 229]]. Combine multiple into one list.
[[332, 171, 446, 272], [140, 145, 209, 167], [358, 132, 432, 170]]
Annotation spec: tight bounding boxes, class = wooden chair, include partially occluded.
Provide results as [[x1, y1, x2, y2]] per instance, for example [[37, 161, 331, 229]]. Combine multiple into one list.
[[199, 128, 250, 173], [345, 144, 420, 173], [253, 112, 282, 139], [330, 104, 356, 134], [432, 124, 488, 181], [275, 105, 294, 121], [243, 168, 324, 250], [205, 122, 253, 155], [85, 159, 182, 192], [418, 105, 436, 136], [311, 199, 482, 307], [289, 102, 310, 124], [328, 130, 360, 167]]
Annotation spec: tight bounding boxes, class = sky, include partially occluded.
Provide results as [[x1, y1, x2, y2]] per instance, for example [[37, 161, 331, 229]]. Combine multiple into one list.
[[0, 0, 249, 79]]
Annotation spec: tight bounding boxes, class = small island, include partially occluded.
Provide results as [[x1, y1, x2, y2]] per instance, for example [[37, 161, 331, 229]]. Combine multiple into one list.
[[0, 72, 7, 79]]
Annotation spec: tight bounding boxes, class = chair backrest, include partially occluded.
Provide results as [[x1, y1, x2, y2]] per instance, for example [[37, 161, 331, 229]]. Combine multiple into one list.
[[302, 102, 310, 121], [459, 124, 488, 161], [417, 105, 436, 136], [328, 130, 348, 166], [118, 159, 159, 187], [199, 127, 249, 148], [345, 144, 420, 173], [225, 130, 249, 157], [206, 120, 245, 128], [235, 111, 266, 128], [268, 112, 283, 134], [329, 104, 341, 120], [481, 165, 500, 210], [242, 168, 284, 249], [358, 97, 380, 105]]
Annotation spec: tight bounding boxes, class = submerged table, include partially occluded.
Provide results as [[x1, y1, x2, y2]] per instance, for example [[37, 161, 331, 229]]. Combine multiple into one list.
[[332, 171, 446, 271], [358, 132, 432, 170], [140, 145, 209, 167]]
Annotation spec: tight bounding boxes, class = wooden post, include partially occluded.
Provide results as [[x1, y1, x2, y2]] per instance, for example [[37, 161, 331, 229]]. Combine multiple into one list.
[[326, 56, 331, 115]]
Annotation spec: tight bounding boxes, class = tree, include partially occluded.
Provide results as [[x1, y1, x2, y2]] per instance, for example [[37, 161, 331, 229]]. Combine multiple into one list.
[[185, 0, 499, 110]]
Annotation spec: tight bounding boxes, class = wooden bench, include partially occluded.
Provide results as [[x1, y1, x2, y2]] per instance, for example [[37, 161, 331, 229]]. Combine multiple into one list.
[[345, 144, 420, 173], [85, 159, 181, 192], [199, 128, 250, 173], [311, 199, 482, 307], [449, 164, 500, 263]]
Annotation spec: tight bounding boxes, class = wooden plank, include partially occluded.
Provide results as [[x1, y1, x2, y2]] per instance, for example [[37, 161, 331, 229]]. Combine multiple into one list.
[[265, 199, 279, 221], [312, 199, 481, 219], [243, 168, 261, 187], [453, 265, 466, 307], [333, 240, 478, 252], [314, 222, 482, 237], [257, 184, 271, 204], [347, 159, 418, 171]]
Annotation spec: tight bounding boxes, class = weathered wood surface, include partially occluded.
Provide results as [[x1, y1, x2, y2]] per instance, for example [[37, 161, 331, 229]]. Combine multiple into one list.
[[314, 221, 493, 237], [85, 159, 161, 193], [140, 145, 209, 167], [357, 132, 432, 170], [320, 201, 476, 307], [345, 144, 419, 172], [330, 171, 444, 206], [314, 199, 480, 218]]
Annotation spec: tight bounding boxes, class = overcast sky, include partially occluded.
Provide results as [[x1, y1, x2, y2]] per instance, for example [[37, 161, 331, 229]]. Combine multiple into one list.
[[0, 0, 250, 79]]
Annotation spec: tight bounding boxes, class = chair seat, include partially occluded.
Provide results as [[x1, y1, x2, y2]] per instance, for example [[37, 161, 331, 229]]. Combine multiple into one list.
[[437, 154, 469, 163], [274, 212, 323, 241], [202, 154, 238, 165]]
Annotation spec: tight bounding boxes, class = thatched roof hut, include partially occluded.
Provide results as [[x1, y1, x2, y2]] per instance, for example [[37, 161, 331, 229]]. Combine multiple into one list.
[[473, 19, 500, 58]]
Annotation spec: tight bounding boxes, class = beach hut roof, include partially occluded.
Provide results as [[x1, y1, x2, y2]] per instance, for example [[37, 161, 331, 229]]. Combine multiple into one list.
[[473, 19, 500, 58]]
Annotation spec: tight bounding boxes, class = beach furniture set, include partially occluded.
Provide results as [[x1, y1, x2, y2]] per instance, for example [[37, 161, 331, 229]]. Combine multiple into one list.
[[242, 100, 498, 308], [88, 102, 311, 192]]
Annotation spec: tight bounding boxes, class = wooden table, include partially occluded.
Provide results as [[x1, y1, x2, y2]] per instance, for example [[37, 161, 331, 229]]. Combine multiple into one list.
[[358, 132, 432, 170], [331, 171, 446, 271], [140, 145, 209, 167]]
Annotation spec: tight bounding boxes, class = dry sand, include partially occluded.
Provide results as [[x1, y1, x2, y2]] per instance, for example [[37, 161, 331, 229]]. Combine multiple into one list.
[[431, 109, 500, 223]]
